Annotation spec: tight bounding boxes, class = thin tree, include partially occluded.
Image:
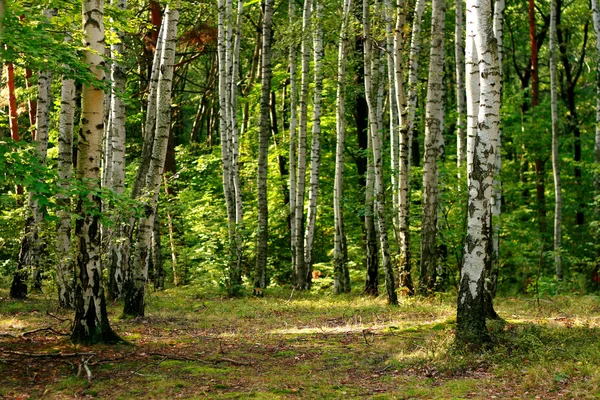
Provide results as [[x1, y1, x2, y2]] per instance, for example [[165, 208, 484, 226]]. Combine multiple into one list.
[[333, 0, 352, 294], [593, 0, 600, 279], [456, 0, 466, 179], [123, 4, 179, 318], [294, 0, 313, 290], [419, 0, 445, 293], [363, 0, 398, 305], [56, 52, 76, 308], [305, 0, 324, 272], [255, 0, 275, 294], [456, 0, 501, 346], [550, 0, 562, 279], [72, 0, 121, 344], [288, 0, 298, 274]]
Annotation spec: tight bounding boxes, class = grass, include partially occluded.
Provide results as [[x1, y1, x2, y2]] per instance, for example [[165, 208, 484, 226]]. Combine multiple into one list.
[[1, 284, 600, 399]]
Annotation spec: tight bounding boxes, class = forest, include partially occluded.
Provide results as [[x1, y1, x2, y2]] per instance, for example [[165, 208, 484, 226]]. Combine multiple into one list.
[[1, 0, 600, 397]]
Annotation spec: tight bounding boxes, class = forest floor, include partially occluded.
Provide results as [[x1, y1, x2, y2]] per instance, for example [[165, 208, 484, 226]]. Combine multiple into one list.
[[1, 285, 600, 399]]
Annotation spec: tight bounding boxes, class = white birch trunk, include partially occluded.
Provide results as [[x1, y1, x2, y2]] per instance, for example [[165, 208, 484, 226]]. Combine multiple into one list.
[[420, 0, 445, 293], [334, 0, 352, 294], [72, 0, 120, 344], [305, 0, 323, 271], [56, 53, 76, 309], [288, 0, 298, 274], [364, 0, 397, 305], [457, 0, 501, 345], [550, 0, 562, 279], [255, 0, 275, 293], [294, 0, 313, 290], [124, 5, 178, 317]]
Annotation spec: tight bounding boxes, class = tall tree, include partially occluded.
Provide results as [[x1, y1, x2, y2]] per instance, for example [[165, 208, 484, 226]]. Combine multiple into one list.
[[419, 0, 445, 293], [56, 52, 76, 309], [456, 0, 466, 179], [304, 0, 324, 272], [288, 0, 298, 275], [294, 0, 313, 290], [123, 4, 179, 318], [456, 0, 501, 346], [593, 0, 600, 282], [72, 0, 121, 344], [550, 0, 562, 279], [11, 9, 55, 299], [363, 0, 398, 305], [333, 0, 352, 294], [255, 0, 274, 294]]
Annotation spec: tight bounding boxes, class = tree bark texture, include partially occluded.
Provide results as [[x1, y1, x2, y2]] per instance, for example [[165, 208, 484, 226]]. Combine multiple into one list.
[[419, 0, 445, 294], [72, 0, 120, 344], [255, 0, 274, 294]]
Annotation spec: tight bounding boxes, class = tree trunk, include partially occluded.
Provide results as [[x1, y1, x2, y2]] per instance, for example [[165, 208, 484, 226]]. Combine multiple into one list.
[[72, 0, 120, 344], [56, 55, 76, 309], [288, 0, 298, 274], [152, 210, 165, 290], [304, 0, 323, 272], [334, 0, 352, 295], [255, 0, 274, 295], [550, 0, 562, 280], [396, 0, 425, 293], [419, 0, 445, 294], [363, 0, 397, 305], [124, 4, 178, 318], [294, 0, 313, 290], [456, 0, 501, 347], [456, 0, 466, 179]]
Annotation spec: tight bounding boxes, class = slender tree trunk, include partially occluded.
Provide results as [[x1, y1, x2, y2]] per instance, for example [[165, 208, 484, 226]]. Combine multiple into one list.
[[255, 0, 274, 294], [123, 5, 178, 318], [152, 210, 165, 290], [72, 0, 120, 344], [396, 0, 425, 293], [550, 0, 562, 280], [6, 61, 19, 142], [364, 0, 397, 305], [294, 0, 313, 290], [593, 0, 600, 286], [288, 0, 298, 273], [11, 10, 55, 298], [456, 0, 466, 179], [334, 0, 352, 295], [456, 0, 501, 346], [419, 0, 445, 294], [305, 0, 323, 272]]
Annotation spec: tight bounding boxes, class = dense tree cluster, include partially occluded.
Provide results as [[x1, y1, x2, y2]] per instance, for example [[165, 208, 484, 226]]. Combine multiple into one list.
[[0, 0, 597, 345]]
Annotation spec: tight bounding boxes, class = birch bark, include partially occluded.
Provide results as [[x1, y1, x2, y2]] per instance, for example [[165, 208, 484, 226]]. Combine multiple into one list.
[[305, 0, 323, 271], [550, 0, 562, 279], [456, 0, 466, 178], [593, 0, 600, 276], [294, 0, 313, 290], [255, 0, 274, 294], [364, 0, 397, 305], [72, 0, 120, 344], [288, 0, 298, 273], [56, 66, 76, 309], [456, 0, 501, 345], [123, 5, 178, 317]]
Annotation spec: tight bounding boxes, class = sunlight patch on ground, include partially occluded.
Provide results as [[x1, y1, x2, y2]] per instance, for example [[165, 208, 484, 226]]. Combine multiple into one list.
[[0, 318, 25, 331]]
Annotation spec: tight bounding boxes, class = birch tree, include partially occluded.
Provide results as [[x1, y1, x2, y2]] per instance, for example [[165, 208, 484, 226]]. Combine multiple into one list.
[[56, 58, 76, 309], [304, 0, 323, 271], [364, 0, 397, 305], [255, 0, 274, 294], [419, 0, 445, 293], [10, 9, 55, 299], [456, 0, 466, 178], [591, 0, 600, 277], [288, 0, 298, 273], [550, 0, 562, 279], [123, 4, 178, 317], [333, 0, 352, 294], [456, 0, 501, 345], [294, 0, 313, 290], [72, 0, 121, 344], [396, 0, 425, 292]]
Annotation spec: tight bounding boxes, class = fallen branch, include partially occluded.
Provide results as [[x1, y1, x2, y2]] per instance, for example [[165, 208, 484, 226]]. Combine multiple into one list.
[[216, 357, 252, 366], [78, 355, 94, 383], [2, 350, 95, 358], [21, 327, 69, 337], [46, 311, 71, 323]]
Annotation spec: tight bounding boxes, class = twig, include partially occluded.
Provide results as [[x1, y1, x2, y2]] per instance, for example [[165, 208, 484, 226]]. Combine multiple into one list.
[[215, 357, 252, 366], [78, 355, 93, 383], [287, 287, 295, 302], [362, 329, 371, 347], [2, 350, 95, 358], [21, 327, 69, 337], [131, 356, 167, 376], [46, 311, 70, 323]]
